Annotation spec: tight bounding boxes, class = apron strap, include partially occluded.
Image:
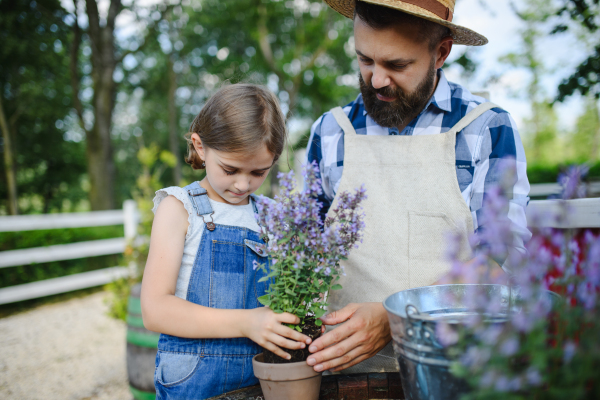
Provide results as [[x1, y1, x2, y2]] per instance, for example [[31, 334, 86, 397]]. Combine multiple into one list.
[[331, 102, 501, 137], [446, 102, 502, 135], [183, 181, 214, 217], [330, 106, 357, 136]]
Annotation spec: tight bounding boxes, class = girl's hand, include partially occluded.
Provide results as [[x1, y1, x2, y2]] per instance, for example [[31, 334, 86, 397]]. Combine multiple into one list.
[[242, 307, 312, 360]]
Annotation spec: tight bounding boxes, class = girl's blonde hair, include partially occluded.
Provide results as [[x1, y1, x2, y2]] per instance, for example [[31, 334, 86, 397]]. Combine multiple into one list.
[[185, 84, 287, 169]]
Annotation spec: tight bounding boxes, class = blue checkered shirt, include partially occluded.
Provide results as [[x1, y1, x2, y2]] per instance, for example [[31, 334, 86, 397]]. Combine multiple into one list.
[[306, 69, 532, 264]]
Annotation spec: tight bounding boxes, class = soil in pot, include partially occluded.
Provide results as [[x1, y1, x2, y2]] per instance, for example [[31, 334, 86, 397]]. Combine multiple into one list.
[[263, 317, 322, 363]]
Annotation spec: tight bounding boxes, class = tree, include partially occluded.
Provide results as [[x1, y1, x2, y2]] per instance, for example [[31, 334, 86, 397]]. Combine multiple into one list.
[[552, 0, 600, 101], [124, 0, 357, 195], [501, 0, 564, 165], [69, 0, 168, 210], [571, 96, 600, 161], [0, 0, 87, 215]]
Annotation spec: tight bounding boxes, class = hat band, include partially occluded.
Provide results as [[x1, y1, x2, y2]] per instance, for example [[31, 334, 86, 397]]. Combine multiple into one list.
[[400, 0, 453, 21]]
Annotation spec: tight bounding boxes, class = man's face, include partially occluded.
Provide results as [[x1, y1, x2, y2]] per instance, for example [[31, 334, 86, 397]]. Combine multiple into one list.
[[353, 16, 450, 128]]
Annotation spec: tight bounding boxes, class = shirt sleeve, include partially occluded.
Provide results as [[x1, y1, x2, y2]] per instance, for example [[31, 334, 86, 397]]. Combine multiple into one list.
[[472, 111, 532, 271], [305, 115, 333, 223]]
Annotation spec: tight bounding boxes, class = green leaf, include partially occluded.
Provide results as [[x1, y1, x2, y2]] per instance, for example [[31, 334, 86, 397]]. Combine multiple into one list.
[[331, 284, 343, 290], [315, 319, 322, 326], [258, 295, 271, 306], [285, 288, 295, 295], [316, 308, 328, 318], [258, 276, 269, 282], [295, 325, 302, 332]]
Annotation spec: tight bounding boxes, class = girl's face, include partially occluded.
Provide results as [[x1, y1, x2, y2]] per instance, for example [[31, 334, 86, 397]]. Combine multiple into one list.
[[191, 133, 274, 205]]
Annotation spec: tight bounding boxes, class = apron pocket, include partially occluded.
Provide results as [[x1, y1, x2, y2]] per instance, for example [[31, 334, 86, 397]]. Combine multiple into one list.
[[155, 351, 201, 387], [408, 211, 469, 288]]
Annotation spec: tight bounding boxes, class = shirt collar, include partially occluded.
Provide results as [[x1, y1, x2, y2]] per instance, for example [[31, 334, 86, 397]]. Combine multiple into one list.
[[425, 69, 452, 113]]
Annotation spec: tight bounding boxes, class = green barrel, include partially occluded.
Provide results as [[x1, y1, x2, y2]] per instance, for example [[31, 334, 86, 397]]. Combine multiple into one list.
[[126, 283, 160, 400]]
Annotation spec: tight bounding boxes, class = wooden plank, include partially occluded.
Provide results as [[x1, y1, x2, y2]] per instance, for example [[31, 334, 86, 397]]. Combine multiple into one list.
[[0, 266, 130, 304], [0, 209, 124, 232], [529, 182, 600, 198], [0, 238, 125, 268], [388, 372, 405, 399], [526, 198, 600, 228], [529, 183, 561, 197], [338, 373, 368, 400], [319, 375, 338, 400], [368, 373, 388, 399]]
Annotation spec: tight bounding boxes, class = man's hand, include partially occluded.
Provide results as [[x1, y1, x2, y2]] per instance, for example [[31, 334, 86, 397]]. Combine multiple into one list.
[[306, 302, 391, 372]]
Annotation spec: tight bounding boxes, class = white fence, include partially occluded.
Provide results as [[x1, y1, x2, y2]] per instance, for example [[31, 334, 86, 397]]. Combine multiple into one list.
[[0, 201, 139, 305]]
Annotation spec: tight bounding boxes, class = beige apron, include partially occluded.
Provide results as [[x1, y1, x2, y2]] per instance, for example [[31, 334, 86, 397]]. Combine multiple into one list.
[[325, 102, 500, 373]]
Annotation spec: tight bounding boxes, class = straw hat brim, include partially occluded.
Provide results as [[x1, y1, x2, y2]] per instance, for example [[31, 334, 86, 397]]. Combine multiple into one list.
[[324, 0, 488, 46]]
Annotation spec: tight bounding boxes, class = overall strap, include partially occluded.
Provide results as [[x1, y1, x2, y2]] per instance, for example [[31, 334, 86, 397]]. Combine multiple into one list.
[[184, 182, 216, 231], [447, 102, 502, 135], [184, 182, 214, 216], [330, 107, 357, 136]]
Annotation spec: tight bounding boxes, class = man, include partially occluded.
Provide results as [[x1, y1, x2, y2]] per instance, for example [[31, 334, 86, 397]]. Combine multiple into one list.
[[305, 0, 531, 374]]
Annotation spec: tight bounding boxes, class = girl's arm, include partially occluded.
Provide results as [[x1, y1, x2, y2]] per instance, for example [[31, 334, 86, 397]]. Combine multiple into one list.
[[140, 195, 310, 359]]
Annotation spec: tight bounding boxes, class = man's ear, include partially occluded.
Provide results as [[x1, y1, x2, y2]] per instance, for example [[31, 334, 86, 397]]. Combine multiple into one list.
[[190, 133, 206, 161], [434, 36, 454, 69]]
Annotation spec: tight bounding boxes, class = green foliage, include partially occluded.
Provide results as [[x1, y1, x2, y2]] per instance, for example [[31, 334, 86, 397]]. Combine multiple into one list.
[[0, 0, 87, 214], [106, 143, 182, 319], [105, 275, 134, 321], [527, 160, 600, 185], [553, 0, 600, 100], [571, 96, 600, 162]]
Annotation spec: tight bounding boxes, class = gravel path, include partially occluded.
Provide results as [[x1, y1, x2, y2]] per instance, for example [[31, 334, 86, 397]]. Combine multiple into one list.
[[0, 292, 133, 400]]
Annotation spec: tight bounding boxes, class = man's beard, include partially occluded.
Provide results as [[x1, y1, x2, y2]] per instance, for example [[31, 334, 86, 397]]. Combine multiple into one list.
[[359, 59, 436, 129]]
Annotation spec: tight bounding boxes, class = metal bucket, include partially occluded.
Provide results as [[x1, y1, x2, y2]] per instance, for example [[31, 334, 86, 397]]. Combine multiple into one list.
[[383, 284, 554, 400]]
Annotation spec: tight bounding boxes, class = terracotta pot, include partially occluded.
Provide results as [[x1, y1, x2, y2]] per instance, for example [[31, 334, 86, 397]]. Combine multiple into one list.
[[252, 353, 322, 400]]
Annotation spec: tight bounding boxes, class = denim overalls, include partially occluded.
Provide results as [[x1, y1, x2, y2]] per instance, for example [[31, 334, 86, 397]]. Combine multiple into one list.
[[154, 182, 268, 399]]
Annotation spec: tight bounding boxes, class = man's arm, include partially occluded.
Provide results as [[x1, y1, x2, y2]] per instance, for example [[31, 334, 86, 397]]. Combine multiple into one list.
[[472, 111, 532, 272], [305, 115, 334, 222]]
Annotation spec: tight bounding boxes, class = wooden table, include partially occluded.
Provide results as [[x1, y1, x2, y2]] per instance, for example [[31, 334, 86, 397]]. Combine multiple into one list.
[[208, 372, 405, 400]]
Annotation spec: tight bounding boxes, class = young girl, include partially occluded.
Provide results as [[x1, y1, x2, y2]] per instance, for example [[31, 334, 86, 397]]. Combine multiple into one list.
[[141, 84, 311, 399]]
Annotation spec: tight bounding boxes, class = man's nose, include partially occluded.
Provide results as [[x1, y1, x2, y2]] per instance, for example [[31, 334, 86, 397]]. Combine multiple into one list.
[[371, 65, 391, 89]]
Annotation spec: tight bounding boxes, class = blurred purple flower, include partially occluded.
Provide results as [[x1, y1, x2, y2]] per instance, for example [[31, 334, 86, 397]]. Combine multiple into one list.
[[563, 341, 577, 363]]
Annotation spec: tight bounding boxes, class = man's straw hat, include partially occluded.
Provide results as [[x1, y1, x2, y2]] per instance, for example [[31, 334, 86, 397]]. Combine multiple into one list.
[[324, 0, 488, 46]]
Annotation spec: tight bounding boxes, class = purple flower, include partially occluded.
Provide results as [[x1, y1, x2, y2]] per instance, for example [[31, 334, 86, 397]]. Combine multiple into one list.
[[499, 336, 519, 356], [435, 321, 459, 346], [563, 341, 576, 363]]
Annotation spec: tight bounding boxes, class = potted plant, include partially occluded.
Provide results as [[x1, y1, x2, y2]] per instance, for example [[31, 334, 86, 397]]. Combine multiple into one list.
[[251, 162, 367, 400]]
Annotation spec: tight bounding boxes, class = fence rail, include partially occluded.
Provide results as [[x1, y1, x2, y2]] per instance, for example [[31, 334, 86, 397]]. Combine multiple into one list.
[[0, 200, 138, 305], [526, 198, 600, 228], [529, 182, 600, 197]]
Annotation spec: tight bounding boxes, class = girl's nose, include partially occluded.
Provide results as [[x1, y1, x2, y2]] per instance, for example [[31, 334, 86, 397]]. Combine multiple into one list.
[[234, 179, 250, 193], [371, 65, 391, 89]]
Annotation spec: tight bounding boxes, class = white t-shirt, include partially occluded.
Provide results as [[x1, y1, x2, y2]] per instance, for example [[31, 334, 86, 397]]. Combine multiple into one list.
[[152, 186, 261, 299]]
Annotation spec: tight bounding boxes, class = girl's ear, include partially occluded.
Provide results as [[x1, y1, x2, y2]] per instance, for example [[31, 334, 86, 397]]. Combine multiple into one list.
[[190, 133, 206, 161]]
